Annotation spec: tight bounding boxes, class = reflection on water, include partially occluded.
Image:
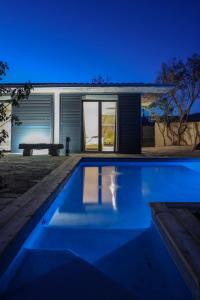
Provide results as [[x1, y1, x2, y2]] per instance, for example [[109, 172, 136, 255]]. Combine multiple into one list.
[[83, 167, 117, 210], [49, 165, 145, 228], [49, 163, 200, 229]]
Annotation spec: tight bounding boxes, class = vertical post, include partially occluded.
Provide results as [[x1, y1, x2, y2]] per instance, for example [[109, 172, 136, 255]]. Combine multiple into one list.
[[98, 101, 102, 152], [54, 91, 60, 144]]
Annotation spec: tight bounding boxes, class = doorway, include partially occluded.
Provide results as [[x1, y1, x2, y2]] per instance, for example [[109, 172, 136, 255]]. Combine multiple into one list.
[[83, 101, 117, 152]]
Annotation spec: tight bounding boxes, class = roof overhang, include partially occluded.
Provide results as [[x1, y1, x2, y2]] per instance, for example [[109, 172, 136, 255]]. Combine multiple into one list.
[[0, 83, 174, 95]]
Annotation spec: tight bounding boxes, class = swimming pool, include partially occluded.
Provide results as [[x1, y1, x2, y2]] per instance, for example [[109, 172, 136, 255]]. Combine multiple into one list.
[[1, 159, 200, 300]]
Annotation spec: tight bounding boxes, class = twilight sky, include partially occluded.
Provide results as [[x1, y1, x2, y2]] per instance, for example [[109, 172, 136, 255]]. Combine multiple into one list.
[[1, 0, 200, 84]]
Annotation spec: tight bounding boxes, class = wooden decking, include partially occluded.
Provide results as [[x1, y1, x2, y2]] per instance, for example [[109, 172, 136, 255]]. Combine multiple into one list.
[[151, 202, 200, 300]]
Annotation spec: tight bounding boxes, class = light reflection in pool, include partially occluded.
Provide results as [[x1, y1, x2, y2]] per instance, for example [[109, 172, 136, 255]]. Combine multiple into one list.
[[47, 163, 199, 229]]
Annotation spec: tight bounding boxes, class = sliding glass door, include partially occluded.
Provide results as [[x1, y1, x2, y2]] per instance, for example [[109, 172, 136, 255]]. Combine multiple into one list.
[[101, 102, 116, 152], [83, 101, 117, 152], [83, 102, 99, 151]]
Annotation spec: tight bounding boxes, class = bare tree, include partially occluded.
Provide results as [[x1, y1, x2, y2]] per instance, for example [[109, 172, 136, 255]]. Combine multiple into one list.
[[0, 62, 32, 156], [149, 97, 174, 146], [149, 54, 200, 145]]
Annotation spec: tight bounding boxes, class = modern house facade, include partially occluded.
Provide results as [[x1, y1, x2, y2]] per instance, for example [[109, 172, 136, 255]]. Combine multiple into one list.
[[1, 83, 173, 154]]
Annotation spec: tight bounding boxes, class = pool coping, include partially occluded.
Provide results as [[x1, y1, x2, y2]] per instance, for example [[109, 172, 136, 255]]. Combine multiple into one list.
[[1, 155, 200, 291], [151, 202, 200, 300], [0, 155, 81, 277]]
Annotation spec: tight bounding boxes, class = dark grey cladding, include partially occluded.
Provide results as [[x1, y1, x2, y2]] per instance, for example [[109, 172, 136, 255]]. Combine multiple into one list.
[[60, 94, 82, 153], [118, 94, 141, 154]]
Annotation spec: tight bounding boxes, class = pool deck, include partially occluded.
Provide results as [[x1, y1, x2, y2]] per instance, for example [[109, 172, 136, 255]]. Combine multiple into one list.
[[1, 147, 200, 296], [151, 202, 200, 300]]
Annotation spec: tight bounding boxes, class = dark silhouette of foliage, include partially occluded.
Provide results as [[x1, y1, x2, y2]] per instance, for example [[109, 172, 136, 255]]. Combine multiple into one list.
[[0, 62, 32, 156], [91, 74, 111, 84]]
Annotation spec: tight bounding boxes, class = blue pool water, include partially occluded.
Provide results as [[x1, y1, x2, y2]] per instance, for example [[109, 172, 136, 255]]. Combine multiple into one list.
[[2, 160, 200, 300], [43, 161, 200, 229]]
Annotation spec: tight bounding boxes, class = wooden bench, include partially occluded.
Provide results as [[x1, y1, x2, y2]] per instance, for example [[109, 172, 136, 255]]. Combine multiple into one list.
[[19, 143, 64, 156]]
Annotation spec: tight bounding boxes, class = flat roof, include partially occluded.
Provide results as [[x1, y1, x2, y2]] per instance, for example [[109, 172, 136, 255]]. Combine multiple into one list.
[[0, 82, 174, 94], [1, 82, 174, 88]]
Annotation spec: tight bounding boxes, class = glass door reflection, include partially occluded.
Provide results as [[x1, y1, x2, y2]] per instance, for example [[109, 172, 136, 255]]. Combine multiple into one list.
[[83, 166, 117, 210]]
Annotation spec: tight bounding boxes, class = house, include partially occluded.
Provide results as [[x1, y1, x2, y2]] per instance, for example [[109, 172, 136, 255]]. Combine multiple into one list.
[[1, 83, 173, 154]]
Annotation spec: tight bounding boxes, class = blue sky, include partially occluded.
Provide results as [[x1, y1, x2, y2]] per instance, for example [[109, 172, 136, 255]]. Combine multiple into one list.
[[1, 0, 200, 84]]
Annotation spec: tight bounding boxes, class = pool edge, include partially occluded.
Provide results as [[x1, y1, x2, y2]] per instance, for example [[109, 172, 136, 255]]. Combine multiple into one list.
[[151, 202, 200, 300], [0, 155, 81, 278]]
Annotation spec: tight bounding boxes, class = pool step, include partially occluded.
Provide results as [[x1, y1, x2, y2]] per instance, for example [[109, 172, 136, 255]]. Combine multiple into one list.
[[95, 226, 192, 300], [30, 227, 145, 262], [6, 249, 77, 290], [3, 248, 138, 300]]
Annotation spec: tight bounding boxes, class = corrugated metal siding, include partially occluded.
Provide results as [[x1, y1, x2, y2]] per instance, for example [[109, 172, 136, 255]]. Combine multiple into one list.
[[11, 94, 53, 152], [60, 94, 82, 153], [118, 94, 141, 153]]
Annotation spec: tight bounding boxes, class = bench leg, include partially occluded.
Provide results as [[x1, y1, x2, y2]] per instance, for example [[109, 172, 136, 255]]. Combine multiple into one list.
[[23, 149, 33, 156], [49, 149, 60, 156]]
